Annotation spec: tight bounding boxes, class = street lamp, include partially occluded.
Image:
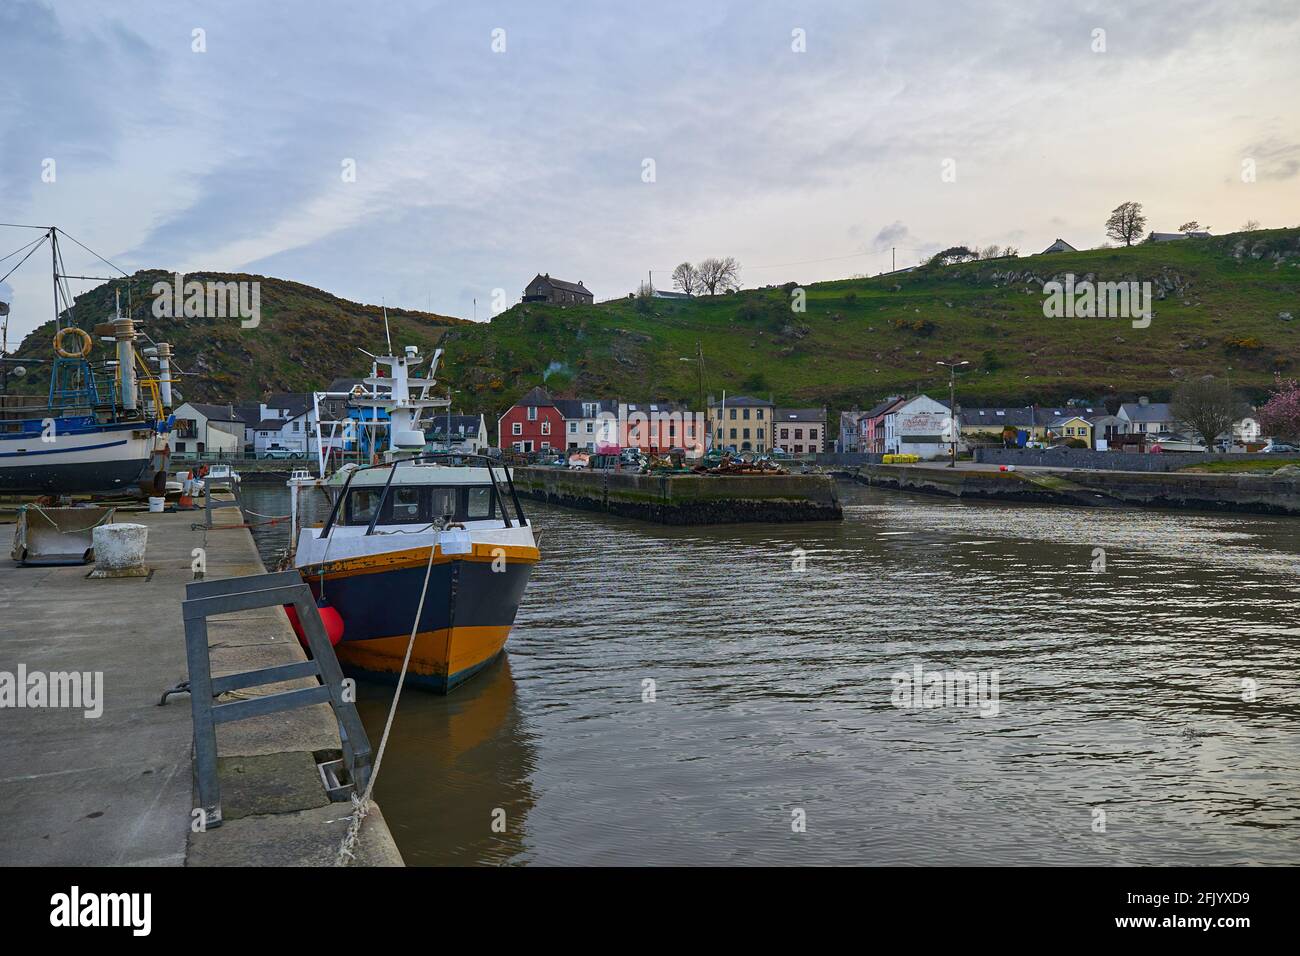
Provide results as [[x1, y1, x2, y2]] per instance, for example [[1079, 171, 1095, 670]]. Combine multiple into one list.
[[936, 360, 968, 467]]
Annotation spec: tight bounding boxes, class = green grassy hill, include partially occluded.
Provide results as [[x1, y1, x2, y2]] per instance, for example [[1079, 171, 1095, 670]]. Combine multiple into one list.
[[9, 270, 466, 403], [436, 228, 1300, 423], [10, 230, 1298, 428]]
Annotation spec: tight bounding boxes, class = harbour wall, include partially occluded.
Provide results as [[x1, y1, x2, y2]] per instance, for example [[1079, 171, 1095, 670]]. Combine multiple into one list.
[[971, 448, 1289, 473], [511, 467, 843, 524], [0, 503, 403, 866], [844, 463, 1300, 515]]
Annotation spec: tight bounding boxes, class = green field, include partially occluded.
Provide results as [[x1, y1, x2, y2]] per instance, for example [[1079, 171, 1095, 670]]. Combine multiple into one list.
[[436, 228, 1300, 423], [10, 229, 1299, 429]]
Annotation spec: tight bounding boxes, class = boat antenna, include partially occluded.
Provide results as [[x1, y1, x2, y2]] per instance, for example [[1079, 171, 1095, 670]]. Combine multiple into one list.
[[381, 298, 393, 355]]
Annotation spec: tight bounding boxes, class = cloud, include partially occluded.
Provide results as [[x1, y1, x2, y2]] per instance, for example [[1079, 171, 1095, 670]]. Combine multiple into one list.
[[0, 0, 1298, 342]]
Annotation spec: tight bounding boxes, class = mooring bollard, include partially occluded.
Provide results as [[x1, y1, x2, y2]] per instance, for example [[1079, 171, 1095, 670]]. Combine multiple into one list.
[[89, 523, 150, 578]]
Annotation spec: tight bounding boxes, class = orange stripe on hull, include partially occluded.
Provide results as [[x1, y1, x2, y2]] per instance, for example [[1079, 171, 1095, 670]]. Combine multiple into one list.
[[304, 543, 539, 581], [335, 625, 513, 683]]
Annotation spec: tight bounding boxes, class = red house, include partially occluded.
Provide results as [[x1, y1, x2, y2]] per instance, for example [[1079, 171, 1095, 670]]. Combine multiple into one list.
[[860, 396, 905, 454], [498, 386, 564, 454]]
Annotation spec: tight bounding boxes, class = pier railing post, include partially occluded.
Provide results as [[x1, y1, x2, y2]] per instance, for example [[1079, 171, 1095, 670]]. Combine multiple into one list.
[[182, 612, 222, 828]]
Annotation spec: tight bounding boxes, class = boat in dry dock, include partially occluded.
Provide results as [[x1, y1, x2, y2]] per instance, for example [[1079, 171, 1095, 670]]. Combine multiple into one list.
[[292, 345, 539, 692], [0, 228, 175, 496]]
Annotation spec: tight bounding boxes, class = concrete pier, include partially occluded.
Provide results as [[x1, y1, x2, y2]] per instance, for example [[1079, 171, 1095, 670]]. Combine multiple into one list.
[[512, 466, 843, 524], [0, 502, 402, 866]]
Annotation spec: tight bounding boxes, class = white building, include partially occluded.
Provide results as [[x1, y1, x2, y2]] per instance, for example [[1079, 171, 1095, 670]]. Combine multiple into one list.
[[1116, 399, 1179, 436], [254, 411, 311, 456], [884, 394, 955, 460], [427, 413, 490, 454], [1232, 416, 1261, 446], [558, 399, 619, 451], [172, 402, 247, 458]]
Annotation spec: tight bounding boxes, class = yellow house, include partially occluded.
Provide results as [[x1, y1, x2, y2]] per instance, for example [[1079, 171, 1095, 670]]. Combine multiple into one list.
[[707, 395, 773, 452], [1048, 415, 1092, 445]]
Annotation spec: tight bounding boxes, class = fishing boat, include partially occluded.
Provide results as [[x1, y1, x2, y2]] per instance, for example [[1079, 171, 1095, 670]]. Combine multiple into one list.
[[292, 344, 539, 693], [0, 236, 175, 496]]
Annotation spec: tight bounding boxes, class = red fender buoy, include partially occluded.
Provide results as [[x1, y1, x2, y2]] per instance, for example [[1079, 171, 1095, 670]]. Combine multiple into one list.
[[284, 600, 344, 648]]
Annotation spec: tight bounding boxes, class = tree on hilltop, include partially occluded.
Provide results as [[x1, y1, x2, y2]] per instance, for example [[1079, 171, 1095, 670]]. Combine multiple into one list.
[[1105, 201, 1147, 247]]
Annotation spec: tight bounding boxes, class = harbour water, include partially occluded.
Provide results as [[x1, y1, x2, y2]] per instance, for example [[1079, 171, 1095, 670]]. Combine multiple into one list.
[[242, 480, 1300, 865]]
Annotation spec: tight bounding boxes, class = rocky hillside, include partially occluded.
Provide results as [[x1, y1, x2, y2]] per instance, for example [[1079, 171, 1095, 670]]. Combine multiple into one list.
[[9, 270, 466, 403]]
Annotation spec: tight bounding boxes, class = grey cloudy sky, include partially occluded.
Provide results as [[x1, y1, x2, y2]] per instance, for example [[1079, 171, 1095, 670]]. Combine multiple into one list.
[[2, 0, 1298, 340]]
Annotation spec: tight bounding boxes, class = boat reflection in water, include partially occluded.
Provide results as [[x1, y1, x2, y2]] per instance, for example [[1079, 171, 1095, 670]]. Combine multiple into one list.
[[353, 654, 535, 866]]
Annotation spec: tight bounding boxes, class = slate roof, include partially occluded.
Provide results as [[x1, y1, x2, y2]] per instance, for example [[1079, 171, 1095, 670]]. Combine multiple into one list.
[[532, 274, 591, 296], [515, 386, 555, 407], [1119, 402, 1175, 422], [187, 402, 249, 424], [554, 398, 618, 418], [708, 395, 773, 408], [775, 408, 826, 423]]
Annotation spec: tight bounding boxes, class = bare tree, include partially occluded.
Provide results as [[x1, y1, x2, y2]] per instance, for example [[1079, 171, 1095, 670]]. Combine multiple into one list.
[[1178, 220, 1206, 233], [1241, 219, 1262, 232], [671, 262, 700, 295], [978, 245, 1002, 260], [697, 257, 741, 295], [1171, 375, 1245, 448], [1105, 201, 1147, 247]]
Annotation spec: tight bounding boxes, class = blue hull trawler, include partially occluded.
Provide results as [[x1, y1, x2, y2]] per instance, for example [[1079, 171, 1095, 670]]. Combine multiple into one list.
[[291, 342, 540, 693], [0, 227, 175, 495]]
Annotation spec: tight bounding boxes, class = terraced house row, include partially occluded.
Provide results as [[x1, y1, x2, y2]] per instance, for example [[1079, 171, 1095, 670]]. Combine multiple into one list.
[[499, 388, 828, 457]]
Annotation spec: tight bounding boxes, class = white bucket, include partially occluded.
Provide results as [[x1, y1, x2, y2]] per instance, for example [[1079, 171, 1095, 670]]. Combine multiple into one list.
[[91, 523, 149, 573], [148, 496, 165, 512]]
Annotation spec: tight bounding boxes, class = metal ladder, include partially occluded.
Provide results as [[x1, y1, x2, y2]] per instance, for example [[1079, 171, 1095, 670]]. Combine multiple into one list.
[[180, 569, 372, 828]]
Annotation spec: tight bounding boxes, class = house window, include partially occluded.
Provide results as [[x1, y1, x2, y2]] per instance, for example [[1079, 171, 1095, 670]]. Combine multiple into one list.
[[541, 421, 551, 435], [809, 428, 817, 439], [541, 441, 550, 450], [743, 408, 750, 420], [729, 428, 737, 439], [527, 407, 538, 421], [512, 422, 522, 436], [794, 428, 803, 439], [756, 409, 764, 420], [743, 428, 751, 439], [586, 422, 594, 433], [569, 421, 577, 433], [780, 428, 789, 439], [729, 409, 736, 420]]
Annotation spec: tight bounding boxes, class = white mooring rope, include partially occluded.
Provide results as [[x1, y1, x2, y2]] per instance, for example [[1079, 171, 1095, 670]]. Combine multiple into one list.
[[335, 537, 440, 865]]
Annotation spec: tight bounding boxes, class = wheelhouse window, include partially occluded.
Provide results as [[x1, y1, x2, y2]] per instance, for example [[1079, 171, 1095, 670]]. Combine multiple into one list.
[[344, 484, 497, 526]]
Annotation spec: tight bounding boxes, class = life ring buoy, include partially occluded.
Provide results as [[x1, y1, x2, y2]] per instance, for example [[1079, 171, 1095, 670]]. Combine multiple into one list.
[[53, 326, 93, 359]]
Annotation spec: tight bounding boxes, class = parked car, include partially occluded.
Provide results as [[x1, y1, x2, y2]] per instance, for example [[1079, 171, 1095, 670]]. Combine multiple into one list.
[[261, 447, 305, 460], [1263, 442, 1298, 453]]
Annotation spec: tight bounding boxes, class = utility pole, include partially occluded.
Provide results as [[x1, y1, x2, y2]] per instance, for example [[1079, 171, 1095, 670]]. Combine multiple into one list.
[[936, 360, 968, 467], [892, 247, 896, 273], [0, 299, 9, 397]]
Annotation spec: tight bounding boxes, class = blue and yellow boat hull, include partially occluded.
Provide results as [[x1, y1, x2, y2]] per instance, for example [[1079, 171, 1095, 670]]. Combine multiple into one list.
[[300, 542, 538, 693]]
